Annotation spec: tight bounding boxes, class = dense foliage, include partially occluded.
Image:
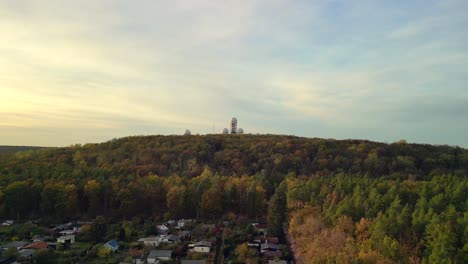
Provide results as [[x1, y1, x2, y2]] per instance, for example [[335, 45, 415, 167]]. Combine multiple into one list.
[[0, 134, 466, 263], [0, 146, 47, 154], [287, 174, 467, 263]]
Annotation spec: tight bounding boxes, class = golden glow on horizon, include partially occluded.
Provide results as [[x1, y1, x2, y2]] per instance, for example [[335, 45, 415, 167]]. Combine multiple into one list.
[[0, 1, 467, 146]]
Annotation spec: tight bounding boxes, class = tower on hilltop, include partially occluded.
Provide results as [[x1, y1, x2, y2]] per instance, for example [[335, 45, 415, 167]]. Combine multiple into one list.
[[230, 117, 237, 134]]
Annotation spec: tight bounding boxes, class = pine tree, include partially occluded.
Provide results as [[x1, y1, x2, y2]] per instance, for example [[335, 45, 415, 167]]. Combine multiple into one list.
[[267, 181, 287, 237], [424, 215, 456, 264]]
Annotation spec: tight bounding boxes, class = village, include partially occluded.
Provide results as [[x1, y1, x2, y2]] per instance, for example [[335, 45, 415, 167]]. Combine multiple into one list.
[[0, 218, 292, 264]]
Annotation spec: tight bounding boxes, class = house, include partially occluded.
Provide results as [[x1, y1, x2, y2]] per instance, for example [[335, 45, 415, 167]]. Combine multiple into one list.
[[161, 234, 180, 243], [268, 260, 287, 264], [138, 236, 161, 247], [104, 240, 119, 252], [181, 261, 207, 264], [1, 241, 29, 250], [189, 240, 212, 253], [147, 250, 172, 263], [166, 220, 176, 226], [156, 224, 169, 235], [18, 249, 35, 259], [260, 242, 280, 253], [22, 241, 48, 250], [57, 235, 75, 244]]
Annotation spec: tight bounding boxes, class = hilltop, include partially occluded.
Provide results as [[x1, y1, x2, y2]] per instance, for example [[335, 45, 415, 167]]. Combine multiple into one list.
[[0, 145, 48, 154], [1, 134, 465, 181]]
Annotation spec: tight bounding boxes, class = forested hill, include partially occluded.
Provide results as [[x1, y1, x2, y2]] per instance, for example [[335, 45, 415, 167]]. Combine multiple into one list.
[[1, 134, 466, 183], [0, 135, 466, 263], [0, 145, 47, 154]]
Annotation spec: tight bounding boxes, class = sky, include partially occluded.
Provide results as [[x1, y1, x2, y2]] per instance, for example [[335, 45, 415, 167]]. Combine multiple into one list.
[[1, 0, 467, 147]]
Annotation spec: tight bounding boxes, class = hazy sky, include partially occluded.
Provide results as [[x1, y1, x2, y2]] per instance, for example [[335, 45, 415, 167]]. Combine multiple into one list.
[[1, 0, 467, 147]]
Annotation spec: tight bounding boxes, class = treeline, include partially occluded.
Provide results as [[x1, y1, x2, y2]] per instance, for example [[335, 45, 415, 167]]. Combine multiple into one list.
[[0, 168, 268, 222], [0, 145, 47, 155], [286, 173, 467, 263], [1, 135, 466, 184]]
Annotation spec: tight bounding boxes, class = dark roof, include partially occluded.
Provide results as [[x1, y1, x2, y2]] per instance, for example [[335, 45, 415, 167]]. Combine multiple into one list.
[[148, 250, 172, 258], [18, 249, 35, 258], [1, 241, 28, 249], [164, 234, 180, 241]]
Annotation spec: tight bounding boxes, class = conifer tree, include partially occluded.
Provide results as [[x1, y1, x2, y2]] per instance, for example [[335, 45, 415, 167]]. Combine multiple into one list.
[[267, 181, 288, 236]]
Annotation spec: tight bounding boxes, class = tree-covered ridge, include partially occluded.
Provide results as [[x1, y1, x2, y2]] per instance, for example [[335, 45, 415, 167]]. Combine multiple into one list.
[[0, 135, 466, 263], [1, 135, 466, 183], [0, 145, 47, 155]]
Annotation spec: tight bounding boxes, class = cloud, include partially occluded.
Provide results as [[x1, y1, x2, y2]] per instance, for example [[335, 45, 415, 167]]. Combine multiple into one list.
[[0, 0, 467, 147]]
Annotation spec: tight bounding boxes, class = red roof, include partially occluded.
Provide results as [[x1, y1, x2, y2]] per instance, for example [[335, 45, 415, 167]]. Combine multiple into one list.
[[22, 241, 48, 249]]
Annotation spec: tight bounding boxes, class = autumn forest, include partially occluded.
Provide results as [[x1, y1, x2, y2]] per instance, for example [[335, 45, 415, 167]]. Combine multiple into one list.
[[0, 135, 466, 263]]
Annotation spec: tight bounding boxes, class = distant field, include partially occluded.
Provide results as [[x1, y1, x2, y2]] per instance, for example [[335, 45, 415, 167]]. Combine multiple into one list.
[[0, 145, 47, 154]]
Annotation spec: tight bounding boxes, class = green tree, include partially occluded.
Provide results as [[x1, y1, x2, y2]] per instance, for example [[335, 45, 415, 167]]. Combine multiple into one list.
[[424, 216, 456, 264], [166, 185, 187, 219], [84, 180, 102, 216], [267, 181, 287, 236], [4, 181, 34, 220], [200, 185, 223, 218]]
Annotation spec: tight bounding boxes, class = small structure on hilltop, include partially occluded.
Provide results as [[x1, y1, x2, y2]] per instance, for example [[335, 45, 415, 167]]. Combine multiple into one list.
[[222, 117, 244, 134], [184, 129, 191, 136]]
